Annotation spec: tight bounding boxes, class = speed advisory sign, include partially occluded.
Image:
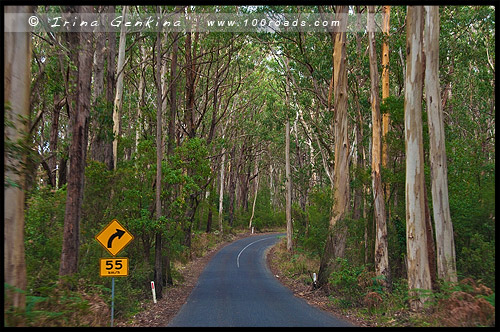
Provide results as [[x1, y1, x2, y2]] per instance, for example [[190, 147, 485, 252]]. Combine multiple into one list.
[[99, 257, 129, 277]]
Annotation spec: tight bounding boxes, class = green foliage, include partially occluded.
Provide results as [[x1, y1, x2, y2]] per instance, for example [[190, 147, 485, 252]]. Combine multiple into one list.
[[296, 187, 331, 257], [25, 186, 67, 289], [5, 278, 110, 327], [456, 233, 495, 289], [328, 258, 373, 308]]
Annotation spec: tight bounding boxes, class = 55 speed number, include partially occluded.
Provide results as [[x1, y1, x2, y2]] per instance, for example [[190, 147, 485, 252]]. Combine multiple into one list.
[[100, 258, 129, 277]]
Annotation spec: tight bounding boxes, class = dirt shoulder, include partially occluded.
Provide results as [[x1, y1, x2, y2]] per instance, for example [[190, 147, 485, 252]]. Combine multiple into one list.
[[266, 244, 372, 327]]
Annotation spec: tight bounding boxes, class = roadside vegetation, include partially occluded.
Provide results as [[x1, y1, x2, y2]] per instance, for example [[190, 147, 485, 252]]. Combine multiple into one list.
[[271, 231, 495, 327]]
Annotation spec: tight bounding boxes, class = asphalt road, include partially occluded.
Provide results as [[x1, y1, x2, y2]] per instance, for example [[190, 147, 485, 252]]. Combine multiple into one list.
[[168, 233, 353, 327]]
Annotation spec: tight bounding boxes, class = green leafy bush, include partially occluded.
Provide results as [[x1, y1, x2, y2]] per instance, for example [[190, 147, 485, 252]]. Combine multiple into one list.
[[25, 186, 67, 289]]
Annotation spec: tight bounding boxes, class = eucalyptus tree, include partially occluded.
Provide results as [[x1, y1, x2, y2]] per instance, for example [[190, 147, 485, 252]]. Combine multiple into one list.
[[404, 5, 432, 310], [424, 5, 457, 284], [112, 6, 128, 169], [368, 5, 391, 291], [317, 5, 350, 288], [59, 5, 95, 276], [4, 5, 33, 311]]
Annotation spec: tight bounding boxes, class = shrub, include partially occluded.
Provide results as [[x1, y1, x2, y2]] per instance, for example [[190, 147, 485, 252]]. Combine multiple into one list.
[[25, 186, 67, 289], [328, 258, 373, 308]]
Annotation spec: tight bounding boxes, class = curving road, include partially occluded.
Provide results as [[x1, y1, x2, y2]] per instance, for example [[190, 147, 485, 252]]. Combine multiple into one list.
[[168, 233, 353, 327]]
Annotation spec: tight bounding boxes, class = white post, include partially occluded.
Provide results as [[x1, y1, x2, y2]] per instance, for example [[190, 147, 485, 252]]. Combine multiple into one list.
[[151, 281, 157, 304]]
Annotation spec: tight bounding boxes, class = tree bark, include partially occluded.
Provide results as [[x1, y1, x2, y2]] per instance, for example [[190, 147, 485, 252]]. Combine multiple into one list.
[[423, 5, 457, 283], [218, 148, 226, 232], [368, 5, 391, 291], [154, 17, 164, 299], [113, 5, 128, 169], [249, 155, 259, 230], [48, 95, 64, 187], [318, 5, 350, 288], [135, 41, 146, 152], [381, 6, 392, 219], [90, 10, 107, 165], [59, 5, 94, 277], [228, 145, 237, 226], [105, 6, 116, 170], [4, 5, 33, 310], [168, 31, 179, 155], [284, 58, 293, 252], [381, 6, 391, 171], [404, 5, 432, 310]]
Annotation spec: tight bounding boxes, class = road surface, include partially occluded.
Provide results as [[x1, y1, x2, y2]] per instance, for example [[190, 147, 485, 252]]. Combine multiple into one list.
[[168, 233, 353, 327]]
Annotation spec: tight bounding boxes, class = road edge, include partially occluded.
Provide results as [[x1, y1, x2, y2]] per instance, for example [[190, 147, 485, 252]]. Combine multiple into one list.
[[266, 238, 371, 327]]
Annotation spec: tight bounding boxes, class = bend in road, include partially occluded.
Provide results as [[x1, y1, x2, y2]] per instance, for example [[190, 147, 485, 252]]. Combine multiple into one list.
[[168, 233, 354, 327]]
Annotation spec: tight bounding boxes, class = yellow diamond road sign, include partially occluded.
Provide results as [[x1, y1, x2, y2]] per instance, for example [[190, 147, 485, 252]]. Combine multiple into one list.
[[95, 219, 134, 256]]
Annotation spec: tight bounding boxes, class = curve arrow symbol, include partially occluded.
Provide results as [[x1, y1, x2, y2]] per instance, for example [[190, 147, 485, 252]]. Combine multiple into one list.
[[107, 229, 126, 248]]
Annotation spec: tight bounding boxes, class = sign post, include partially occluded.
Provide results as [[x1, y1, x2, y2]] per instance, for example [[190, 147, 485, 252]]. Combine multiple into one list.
[[96, 219, 134, 327], [111, 277, 115, 327]]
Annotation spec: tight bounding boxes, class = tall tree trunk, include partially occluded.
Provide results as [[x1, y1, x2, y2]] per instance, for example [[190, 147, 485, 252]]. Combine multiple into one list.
[[163, 30, 179, 287], [184, 29, 199, 139], [59, 5, 94, 277], [404, 5, 432, 310], [206, 183, 214, 233], [218, 148, 226, 232], [4, 5, 33, 311], [249, 155, 260, 230], [284, 58, 293, 252], [168, 31, 179, 155], [318, 5, 350, 288], [218, 119, 229, 233], [381, 6, 391, 175], [48, 94, 64, 188], [368, 5, 391, 291], [112, 5, 128, 169], [228, 146, 237, 226], [381, 6, 392, 225], [353, 6, 367, 228], [135, 42, 146, 152], [424, 5, 457, 283], [90, 11, 107, 165], [154, 19, 163, 299], [101, 5, 116, 170]]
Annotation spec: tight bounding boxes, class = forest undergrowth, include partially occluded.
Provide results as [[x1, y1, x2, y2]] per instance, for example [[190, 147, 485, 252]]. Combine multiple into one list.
[[270, 237, 495, 327]]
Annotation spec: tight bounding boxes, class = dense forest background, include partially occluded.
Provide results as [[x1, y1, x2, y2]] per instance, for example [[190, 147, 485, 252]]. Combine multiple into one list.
[[4, 5, 495, 326]]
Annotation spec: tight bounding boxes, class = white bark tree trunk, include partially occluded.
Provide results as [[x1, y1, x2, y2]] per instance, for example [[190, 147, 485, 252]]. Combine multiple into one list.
[[113, 5, 128, 169], [424, 5, 457, 283], [4, 5, 32, 310], [218, 149, 226, 233], [135, 43, 146, 152], [317, 5, 350, 288], [368, 5, 391, 290], [404, 5, 432, 310], [249, 155, 259, 230]]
